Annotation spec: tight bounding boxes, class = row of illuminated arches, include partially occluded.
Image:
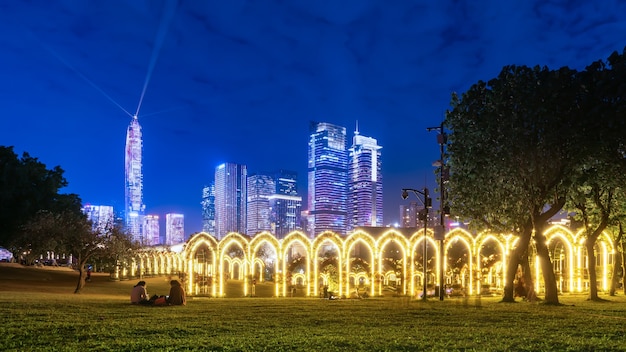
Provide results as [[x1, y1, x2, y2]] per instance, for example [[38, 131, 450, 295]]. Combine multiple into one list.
[[113, 225, 615, 298]]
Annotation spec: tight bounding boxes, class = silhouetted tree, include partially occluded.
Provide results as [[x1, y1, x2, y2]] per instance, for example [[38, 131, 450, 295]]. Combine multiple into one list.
[[0, 146, 81, 257]]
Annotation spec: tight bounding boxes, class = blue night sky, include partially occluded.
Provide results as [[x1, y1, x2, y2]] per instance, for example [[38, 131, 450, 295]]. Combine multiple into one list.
[[1, 1, 625, 236]]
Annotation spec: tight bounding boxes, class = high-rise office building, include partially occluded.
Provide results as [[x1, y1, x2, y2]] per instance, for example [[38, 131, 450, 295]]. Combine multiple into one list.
[[165, 213, 185, 245], [247, 174, 275, 235], [215, 163, 247, 239], [125, 114, 145, 244], [307, 122, 348, 236], [348, 128, 383, 231], [143, 215, 160, 246], [400, 202, 424, 228], [82, 204, 114, 234], [201, 183, 216, 235], [270, 170, 302, 238]]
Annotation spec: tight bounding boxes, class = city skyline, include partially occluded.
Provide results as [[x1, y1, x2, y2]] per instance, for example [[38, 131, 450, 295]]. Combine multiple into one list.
[[2, 1, 626, 236]]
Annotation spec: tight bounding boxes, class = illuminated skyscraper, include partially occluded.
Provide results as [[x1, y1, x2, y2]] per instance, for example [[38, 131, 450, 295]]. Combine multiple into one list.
[[307, 122, 348, 236], [124, 115, 145, 244], [165, 213, 185, 245], [201, 183, 216, 235], [246, 174, 274, 235], [143, 215, 160, 246], [348, 127, 383, 231], [400, 202, 424, 228], [270, 170, 302, 238], [215, 163, 247, 239], [82, 204, 114, 234]]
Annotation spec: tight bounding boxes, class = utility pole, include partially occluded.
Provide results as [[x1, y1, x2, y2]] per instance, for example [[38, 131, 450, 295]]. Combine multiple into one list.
[[427, 122, 448, 301]]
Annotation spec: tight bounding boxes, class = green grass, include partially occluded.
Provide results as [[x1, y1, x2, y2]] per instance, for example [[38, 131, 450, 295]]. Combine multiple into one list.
[[1, 264, 625, 351]]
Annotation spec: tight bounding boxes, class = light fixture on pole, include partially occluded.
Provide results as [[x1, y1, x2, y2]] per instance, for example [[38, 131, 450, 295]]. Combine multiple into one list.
[[401, 187, 431, 300], [427, 122, 449, 301]]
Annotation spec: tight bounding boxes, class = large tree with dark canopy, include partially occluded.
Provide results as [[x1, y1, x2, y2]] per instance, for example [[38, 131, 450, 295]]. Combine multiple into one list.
[[445, 65, 585, 304], [0, 146, 82, 257], [565, 49, 626, 300]]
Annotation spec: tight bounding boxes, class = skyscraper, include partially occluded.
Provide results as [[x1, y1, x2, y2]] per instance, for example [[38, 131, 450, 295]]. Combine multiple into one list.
[[82, 204, 114, 234], [165, 213, 185, 245], [124, 115, 145, 244], [348, 127, 383, 230], [201, 183, 216, 235], [246, 174, 275, 235], [307, 122, 348, 236], [270, 170, 302, 238], [143, 215, 160, 246], [400, 202, 424, 228], [215, 163, 247, 239]]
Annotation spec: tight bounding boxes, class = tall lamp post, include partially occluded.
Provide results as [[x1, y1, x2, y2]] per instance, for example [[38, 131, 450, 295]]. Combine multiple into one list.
[[427, 122, 448, 301], [401, 188, 431, 300]]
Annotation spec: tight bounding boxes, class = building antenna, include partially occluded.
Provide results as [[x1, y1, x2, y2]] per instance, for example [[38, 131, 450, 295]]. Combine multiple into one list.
[[355, 120, 359, 135]]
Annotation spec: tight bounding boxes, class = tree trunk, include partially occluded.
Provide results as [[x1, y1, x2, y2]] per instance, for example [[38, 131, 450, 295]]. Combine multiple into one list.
[[586, 241, 600, 300], [521, 253, 537, 302], [622, 241, 626, 296], [609, 241, 620, 296], [502, 226, 532, 302], [534, 231, 559, 305], [74, 261, 87, 294]]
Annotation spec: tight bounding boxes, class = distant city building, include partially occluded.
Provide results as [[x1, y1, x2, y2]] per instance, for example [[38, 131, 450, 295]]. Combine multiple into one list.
[[124, 114, 145, 244], [201, 183, 216, 235], [82, 204, 114, 234], [307, 121, 348, 237], [215, 163, 247, 239], [165, 213, 185, 245], [348, 127, 383, 231], [399, 202, 425, 228], [270, 170, 302, 238], [246, 174, 274, 235], [143, 215, 160, 246]]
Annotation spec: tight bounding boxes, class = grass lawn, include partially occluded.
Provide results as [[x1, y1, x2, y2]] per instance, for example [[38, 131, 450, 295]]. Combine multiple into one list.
[[1, 264, 625, 351]]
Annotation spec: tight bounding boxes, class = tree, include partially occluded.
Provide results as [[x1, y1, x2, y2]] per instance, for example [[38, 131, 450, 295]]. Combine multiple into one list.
[[446, 65, 585, 304], [0, 146, 81, 256], [21, 210, 136, 293], [566, 49, 626, 300]]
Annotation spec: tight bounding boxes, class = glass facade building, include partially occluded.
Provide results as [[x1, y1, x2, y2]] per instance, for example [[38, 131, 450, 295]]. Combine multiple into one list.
[[82, 204, 114, 234], [144, 215, 160, 246], [201, 183, 216, 235], [246, 174, 275, 235], [165, 213, 185, 245], [348, 130, 383, 230], [307, 122, 348, 236], [124, 115, 145, 244], [270, 169, 302, 238], [215, 163, 247, 239]]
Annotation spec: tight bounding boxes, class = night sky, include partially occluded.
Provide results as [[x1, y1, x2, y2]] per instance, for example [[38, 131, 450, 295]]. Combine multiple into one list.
[[1, 1, 625, 236]]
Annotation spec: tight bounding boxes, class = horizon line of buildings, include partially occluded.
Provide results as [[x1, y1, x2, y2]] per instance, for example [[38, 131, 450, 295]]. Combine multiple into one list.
[[86, 117, 427, 247], [200, 121, 385, 240]]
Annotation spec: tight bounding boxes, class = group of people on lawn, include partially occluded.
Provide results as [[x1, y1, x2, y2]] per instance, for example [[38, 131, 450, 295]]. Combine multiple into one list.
[[130, 279, 186, 306]]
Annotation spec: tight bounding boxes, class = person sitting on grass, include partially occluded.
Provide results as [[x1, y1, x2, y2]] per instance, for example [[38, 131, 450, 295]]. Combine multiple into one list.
[[167, 280, 186, 306], [130, 281, 150, 305]]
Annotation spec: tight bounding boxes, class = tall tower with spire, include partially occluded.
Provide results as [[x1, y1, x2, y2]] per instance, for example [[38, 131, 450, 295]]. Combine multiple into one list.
[[125, 114, 146, 244], [348, 122, 383, 231]]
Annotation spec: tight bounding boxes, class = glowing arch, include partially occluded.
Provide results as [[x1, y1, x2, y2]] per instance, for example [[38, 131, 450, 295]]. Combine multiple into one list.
[[344, 230, 376, 297], [312, 231, 344, 298], [377, 229, 410, 296], [218, 232, 250, 297], [282, 231, 312, 297]]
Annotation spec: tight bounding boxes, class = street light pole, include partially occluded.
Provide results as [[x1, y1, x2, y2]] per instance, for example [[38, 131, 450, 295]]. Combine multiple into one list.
[[427, 122, 448, 301], [401, 188, 431, 300]]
